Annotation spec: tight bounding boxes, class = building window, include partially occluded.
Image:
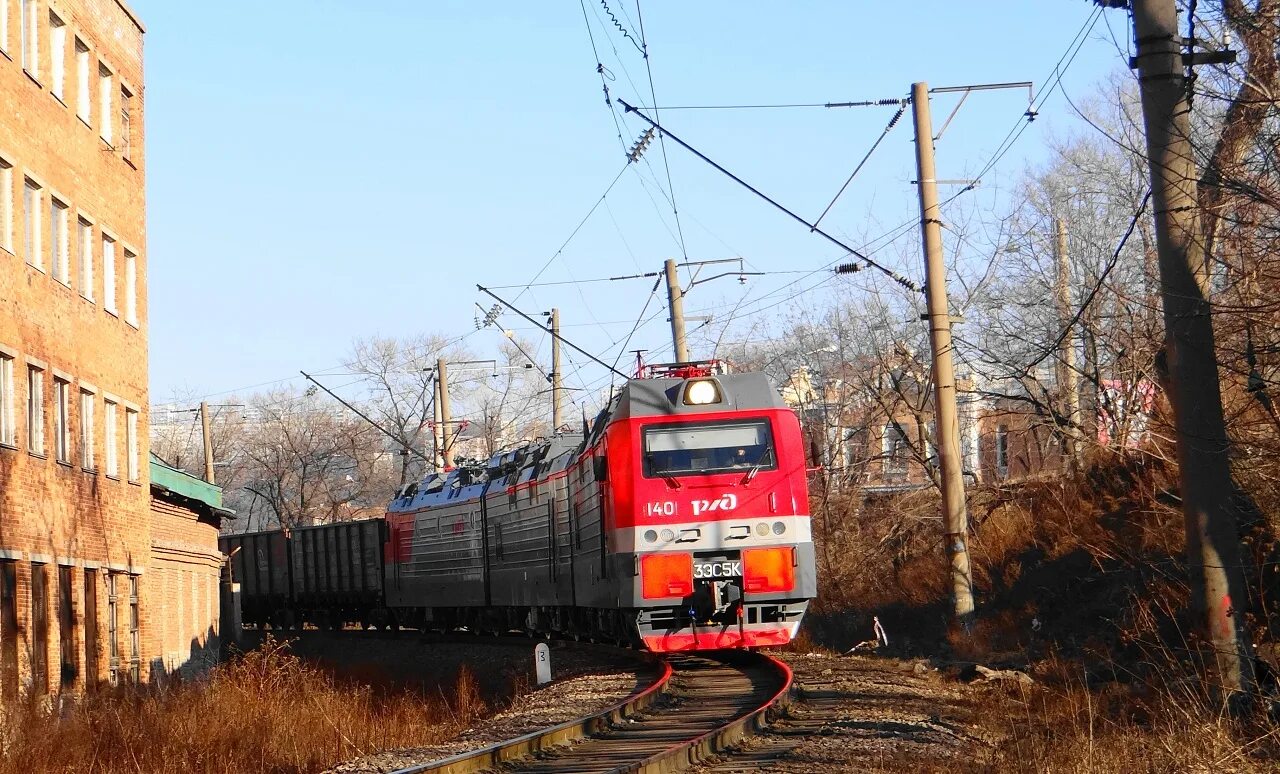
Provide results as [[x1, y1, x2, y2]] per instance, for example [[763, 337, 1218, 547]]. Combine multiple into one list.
[[49, 12, 65, 101], [23, 177, 41, 270], [882, 422, 908, 481], [27, 364, 43, 455], [80, 388, 94, 469], [75, 38, 90, 123], [995, 424, 1009, 479], [120, 86, 133, 161], [102, 234, 116, 314], [104, 398, 117, 477], [19, 0, 36, 76], [125, 407, 138, 481], [31, 563, 48, 696], [83, 568, 97, 689], [53, 377, 69, 463], [124, 249, 137, 326], [0, 157, 12, 253], [98, 64, 113, 145], [127, 575, 139, 682], [58, 565, 75, 687], [0, 353, 13, 446], [0, 561, 16, 697], [77, 217, 93, 300], [49, 196, 69, 285], [106, 572, 118, 685]]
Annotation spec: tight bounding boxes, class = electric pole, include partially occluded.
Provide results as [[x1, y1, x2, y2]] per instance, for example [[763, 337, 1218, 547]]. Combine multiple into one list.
[[436, 358, 454, 469], [1128, 0, 1255, 698], [200, 401, 216, 485], [664, 258, 690, 363], [550, 308, 564, 432], [432, 376, 444, 471], [1055, 218, 1082, 475], [911, 81, 975, 626]]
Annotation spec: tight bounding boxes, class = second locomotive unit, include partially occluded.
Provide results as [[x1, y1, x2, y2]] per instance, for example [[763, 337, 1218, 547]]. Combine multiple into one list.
[[225, 362, 817, 652]]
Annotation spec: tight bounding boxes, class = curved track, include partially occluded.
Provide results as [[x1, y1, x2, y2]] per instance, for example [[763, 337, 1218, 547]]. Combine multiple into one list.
[[395, 650, 791, 774]]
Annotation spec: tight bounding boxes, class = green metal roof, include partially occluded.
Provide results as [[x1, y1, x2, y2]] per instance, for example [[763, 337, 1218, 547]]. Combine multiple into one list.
[[149, 453, 226, 511]]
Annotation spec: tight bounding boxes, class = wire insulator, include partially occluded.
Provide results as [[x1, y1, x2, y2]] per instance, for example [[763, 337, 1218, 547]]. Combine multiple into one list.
[[835, 262, 861, 274]]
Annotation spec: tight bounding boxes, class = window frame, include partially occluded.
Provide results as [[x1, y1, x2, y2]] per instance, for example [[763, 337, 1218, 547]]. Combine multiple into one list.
[[0, 156, 12, 255], [48, 10, 65, 101], [74, 37, 90, 124], [103, 397, 117, 477], [101, 231, 116, 315], [76, 213, 93, 300], [23, 176, 42, 271], [19, 0, 36, 78], [123, 247, 137, 326], [79, 386, 94, 470], [49, 194, 69, 285], [53, 376, 69, 463], [26, 363, 43, 456], [124, 407, 138, 481], [97, 62, 113, 145], [640, 417, 778, 479], [0, 352, 14, 447]]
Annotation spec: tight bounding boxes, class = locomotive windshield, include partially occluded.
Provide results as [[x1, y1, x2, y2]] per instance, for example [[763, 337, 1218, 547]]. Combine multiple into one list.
[[642, 418, 776, 477]]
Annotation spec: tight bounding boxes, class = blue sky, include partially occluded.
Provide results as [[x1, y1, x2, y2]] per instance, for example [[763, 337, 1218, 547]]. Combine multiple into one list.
[[135, 1, 1129, 408]]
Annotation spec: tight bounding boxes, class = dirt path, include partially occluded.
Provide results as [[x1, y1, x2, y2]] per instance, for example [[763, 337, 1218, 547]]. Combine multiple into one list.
[[693, 652, 1009, 773]]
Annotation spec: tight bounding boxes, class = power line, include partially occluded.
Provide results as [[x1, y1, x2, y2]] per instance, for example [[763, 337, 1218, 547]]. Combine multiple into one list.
[[813, 101, 908, 229], [618, 98, 921, 292], [634, 1, 689, 262]]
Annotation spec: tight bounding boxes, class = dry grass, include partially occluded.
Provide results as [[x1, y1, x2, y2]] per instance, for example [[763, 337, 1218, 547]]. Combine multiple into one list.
[[0, 637, 487, 774], [806, 452, 1280, 770]]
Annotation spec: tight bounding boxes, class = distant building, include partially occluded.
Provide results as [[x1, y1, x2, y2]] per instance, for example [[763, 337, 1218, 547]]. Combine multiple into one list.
[[0, 0, 221, 696]]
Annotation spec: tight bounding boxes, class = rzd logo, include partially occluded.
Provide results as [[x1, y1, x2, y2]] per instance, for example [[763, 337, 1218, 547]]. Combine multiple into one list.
[[691, 493, 737, 516]]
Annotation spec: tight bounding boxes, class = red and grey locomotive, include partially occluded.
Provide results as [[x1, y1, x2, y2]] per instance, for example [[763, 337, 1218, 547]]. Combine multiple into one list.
[[223, 362, 816, 652]]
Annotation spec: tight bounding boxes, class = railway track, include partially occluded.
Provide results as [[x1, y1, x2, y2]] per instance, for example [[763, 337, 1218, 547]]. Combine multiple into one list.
[[393, 649, 791, 774]]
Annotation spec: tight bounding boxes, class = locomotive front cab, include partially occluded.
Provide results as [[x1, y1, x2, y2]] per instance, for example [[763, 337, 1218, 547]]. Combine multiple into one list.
[[603, 368, 817, 651]]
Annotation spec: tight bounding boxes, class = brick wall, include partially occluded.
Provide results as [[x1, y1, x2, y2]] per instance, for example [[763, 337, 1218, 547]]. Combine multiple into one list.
[[147, 498, 221, 679], [0, 0, 149, 697]]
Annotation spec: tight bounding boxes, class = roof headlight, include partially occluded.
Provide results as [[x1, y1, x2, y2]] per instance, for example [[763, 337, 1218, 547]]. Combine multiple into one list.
[[684, 379, 721, 405]]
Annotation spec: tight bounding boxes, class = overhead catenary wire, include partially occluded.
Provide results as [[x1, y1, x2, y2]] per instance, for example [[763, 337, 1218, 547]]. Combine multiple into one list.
[[813, 101, 908, 229], [617, 98, 921, 293]]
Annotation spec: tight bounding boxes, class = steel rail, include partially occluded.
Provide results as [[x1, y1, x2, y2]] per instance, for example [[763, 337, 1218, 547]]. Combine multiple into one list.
[[394, 650, 791, 774], [391, 658, 675, 774], [611, 653, 793, 774]]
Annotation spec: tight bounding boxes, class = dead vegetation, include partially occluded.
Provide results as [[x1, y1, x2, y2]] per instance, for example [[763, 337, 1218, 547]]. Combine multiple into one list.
[[803, 450, 1280, 771], [0, 637, 487, 774]]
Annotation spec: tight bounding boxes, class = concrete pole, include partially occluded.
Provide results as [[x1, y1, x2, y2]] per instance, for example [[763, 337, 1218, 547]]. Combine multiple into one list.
[[1055, 218, 1082, 475], [200, 401, 216, 485], [664, 258, 690, 363], [1130, 0, 1255, 698], [911, 81, 975, 626], [550, 308, 564, 433], [436, 358, 454, 469], [432, 376, 444, 472]]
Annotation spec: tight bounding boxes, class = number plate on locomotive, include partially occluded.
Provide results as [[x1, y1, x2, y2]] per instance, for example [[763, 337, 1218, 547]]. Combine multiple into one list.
[[692, 560, 742, 579]]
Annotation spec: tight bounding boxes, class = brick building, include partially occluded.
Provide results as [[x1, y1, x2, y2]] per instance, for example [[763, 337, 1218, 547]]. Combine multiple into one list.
[[0, 0, 223, 697]]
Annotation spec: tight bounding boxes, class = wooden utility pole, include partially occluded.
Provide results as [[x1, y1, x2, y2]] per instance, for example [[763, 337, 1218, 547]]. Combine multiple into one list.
[[1129, 0, 1255, 697], [550, 308, 564, 432], [664, 258, 690, 363], [1054, 218, 1083, 475], [199, 401, 216, 485], [436, 358, 454, 469], [911, 81, 975, 625]]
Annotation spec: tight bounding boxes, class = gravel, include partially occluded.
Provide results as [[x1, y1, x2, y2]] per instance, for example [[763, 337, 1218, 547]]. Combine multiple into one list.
[[690, 651, 1009, 773]]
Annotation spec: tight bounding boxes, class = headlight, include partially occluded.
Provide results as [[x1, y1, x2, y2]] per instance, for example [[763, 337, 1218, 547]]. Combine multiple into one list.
[[660, 528, 676, 542], [755, 522, 769, 536], [683, 379, 721, 405], [644, 529, 658, 543], [772, 521, 786, 535]]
